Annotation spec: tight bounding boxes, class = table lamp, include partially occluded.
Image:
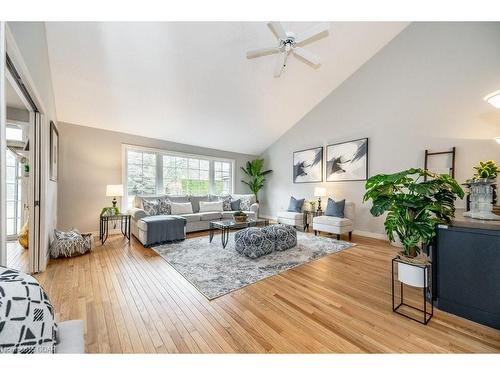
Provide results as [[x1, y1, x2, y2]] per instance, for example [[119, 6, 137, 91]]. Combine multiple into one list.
[[314, 187, 327, 212], [106, 184, 123, 208]]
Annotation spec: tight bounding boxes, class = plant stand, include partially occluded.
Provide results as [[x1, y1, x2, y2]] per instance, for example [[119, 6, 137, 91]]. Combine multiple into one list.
[[391, 257, 433, 325]]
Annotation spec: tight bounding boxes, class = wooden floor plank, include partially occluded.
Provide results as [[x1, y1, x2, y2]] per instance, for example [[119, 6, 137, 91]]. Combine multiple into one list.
[[12, 230, 497, 354]]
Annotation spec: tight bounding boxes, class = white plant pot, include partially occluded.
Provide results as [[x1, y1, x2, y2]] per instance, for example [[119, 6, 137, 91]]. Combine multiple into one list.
[[398, 262, 428, 288]]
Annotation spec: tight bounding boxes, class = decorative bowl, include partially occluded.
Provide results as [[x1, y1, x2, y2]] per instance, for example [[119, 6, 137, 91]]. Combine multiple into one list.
[[233, 214, 248, 223]]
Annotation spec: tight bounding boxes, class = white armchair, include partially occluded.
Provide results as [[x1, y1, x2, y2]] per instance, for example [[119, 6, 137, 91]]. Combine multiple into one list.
[[313, 201, 355, 240], [276, 210, 307, 230]]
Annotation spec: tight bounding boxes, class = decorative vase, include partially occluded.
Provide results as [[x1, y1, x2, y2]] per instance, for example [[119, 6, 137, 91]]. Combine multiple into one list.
[[463, 178, 500, 220]]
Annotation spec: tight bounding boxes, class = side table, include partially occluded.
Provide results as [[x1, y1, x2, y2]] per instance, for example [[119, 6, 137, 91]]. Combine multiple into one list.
[[99, 214, 131, 245], [303, 210, 323, 231]]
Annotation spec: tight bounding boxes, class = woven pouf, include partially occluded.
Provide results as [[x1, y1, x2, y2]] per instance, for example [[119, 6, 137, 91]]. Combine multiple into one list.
[[50, 229, 93, 258], [262, 224, 297, 251], [235, 227, 274, 259]]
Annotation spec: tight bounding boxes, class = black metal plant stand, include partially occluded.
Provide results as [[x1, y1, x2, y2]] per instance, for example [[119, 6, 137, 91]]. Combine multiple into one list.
[[391, 257, 433, 325]]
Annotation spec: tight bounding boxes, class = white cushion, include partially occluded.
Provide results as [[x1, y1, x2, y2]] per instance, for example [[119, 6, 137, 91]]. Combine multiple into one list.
[[199, 212, 223, 221], [56, 320, 85, 354], [180, 213, 202, 222], [313, 215, 352, 227], [277, 211, 304, 220], [170, 202, 193, 215], [199, 200, 223, 212]]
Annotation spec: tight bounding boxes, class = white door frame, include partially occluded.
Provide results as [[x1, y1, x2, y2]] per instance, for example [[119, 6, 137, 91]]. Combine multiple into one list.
[[0, 21, 6, 267], [2, 24, 49, 272]]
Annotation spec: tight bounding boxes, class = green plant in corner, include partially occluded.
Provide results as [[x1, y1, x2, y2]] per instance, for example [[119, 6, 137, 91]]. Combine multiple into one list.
[[363, 168, 464, 259], [240, 159, 272, 203], [473, 160, 499, 180]]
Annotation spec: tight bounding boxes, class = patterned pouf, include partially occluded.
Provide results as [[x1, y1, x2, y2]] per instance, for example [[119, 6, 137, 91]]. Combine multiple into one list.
[[263, 224, 297, 251], [234, 227, 274, 259], [0, 266, 58, 353], [49, 229, 92, 258]]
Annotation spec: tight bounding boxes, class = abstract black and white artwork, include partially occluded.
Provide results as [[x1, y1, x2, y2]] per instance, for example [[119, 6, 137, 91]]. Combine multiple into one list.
[[326, 138, 368, 182], [293, 146, 323, 183]]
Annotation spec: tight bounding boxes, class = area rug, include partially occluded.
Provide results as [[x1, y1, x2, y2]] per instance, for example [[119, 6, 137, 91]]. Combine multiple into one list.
[[152, 232, 355, 300]]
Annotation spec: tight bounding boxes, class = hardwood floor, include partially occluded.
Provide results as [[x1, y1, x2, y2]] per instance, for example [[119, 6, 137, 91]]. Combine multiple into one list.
[[31, 231, 500, 353], [6, 241, 29, 273]]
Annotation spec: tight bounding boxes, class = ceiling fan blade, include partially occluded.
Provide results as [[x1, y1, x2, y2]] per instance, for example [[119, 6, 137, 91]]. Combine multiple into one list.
[[267, 22, 287, 40], [274, 54, 285, 78], [296, 23, 330, 46], [293, 47, 322, 67], [246, 46, 280, 59]]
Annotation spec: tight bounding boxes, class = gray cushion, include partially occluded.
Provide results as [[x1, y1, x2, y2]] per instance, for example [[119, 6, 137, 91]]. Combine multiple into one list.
[[157, 196, 171, 215], [166, 195, 189, 203], [180, 213, 202, 222], [235, 227, 274, 259], [230, 199, 241, 211], [199, 212, 222, 221], [325, 198, 345, 218], [262, 224, 297, 251], [221, 196, 232, 211], [287, 196, 305, 213], [189, 195, 210, 213]]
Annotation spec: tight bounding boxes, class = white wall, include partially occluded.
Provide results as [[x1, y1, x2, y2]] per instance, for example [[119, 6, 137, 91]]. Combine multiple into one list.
[[57, 122, 258, 232], [8, 22, 58, 267], [260, 22, 500, 237]]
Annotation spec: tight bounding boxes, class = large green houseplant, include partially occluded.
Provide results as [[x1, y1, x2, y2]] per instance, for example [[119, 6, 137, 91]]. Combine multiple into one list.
[[240, 159, 272, 203], [363, 168, 464, 260]]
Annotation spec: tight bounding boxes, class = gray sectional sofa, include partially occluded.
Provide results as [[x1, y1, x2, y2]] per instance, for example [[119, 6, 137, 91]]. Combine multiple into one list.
[[128, 193, 259, 246]]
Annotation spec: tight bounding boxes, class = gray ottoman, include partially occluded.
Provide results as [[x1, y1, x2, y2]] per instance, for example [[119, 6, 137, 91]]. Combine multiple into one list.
[[263, 224, 297, 251], [235, 227, 274, 259]]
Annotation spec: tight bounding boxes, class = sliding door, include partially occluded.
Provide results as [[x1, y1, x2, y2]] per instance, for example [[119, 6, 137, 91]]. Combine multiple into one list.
[[0, 21, 6, 266]]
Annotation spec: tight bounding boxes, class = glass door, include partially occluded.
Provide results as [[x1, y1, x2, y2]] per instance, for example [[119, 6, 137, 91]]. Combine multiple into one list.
[[5, 148, 22, 240]]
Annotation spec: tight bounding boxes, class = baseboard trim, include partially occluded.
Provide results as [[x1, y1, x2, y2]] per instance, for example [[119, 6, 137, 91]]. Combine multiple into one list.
[[352, 230, 387, 240]]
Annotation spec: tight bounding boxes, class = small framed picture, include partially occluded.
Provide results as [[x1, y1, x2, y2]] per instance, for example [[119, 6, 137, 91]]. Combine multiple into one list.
[[49, 121, 59, 182], [326, 138, 368, 182], [293, 146, 323, 183]]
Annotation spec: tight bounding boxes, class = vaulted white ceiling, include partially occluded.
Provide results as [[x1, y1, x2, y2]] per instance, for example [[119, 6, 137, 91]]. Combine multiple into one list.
[[45, 22, 408, 155]]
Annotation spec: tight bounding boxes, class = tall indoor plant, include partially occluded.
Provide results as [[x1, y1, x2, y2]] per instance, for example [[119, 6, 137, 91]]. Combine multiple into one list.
[[363, 168, 464, 260], [240, 159, 272, 203]]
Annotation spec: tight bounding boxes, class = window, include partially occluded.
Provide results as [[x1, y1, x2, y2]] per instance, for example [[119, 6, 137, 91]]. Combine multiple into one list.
[[124, 145, 234, 207], [214, 161, 232, 195]]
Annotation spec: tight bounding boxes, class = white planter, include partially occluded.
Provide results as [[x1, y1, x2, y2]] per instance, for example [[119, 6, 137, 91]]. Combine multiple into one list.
[[398, 262, 428, 288]]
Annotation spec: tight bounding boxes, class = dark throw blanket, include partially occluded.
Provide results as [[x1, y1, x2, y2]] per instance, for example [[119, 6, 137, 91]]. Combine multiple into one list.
[[140, 215, 186, 247]]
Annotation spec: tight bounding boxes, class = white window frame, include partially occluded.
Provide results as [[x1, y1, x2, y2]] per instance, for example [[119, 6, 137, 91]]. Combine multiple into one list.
[[121, 144, 235, 210]]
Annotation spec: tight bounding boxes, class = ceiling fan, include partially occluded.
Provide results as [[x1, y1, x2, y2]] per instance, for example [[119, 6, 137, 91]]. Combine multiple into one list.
[[246, 22, 330, 78]]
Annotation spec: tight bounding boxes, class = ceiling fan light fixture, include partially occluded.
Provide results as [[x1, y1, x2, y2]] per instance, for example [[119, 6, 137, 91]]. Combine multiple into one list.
[[484, 90, 500, 109]]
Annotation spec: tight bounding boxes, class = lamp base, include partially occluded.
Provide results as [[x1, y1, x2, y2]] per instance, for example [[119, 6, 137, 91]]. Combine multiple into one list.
[[112, 197, 117, 207], [317, 197, 322, 212]]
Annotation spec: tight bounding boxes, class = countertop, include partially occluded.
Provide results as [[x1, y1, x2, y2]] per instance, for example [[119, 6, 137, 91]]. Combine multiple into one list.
[[446, 209, 500, 231]]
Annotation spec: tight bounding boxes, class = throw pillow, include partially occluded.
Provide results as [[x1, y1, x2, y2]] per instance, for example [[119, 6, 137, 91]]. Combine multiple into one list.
[[170, 201, 194, 215], [230, 199, 241, 211], [325, 198, 345, 218], [239, 196, 253, 211], [287, 196, 305, 213], [199, 201, 223, 212], [0, 266, 58, 353], [221, 196, 232, 211], [142, 199, 159, 216], [157, 196, 171, 215]]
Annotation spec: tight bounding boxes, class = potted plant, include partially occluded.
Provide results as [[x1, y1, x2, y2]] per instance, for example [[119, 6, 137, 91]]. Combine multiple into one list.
[[363, 168, 464, 287], [233, 211, 248, 223], [472, 160, 499, 181], [241, 159, 272, 203]]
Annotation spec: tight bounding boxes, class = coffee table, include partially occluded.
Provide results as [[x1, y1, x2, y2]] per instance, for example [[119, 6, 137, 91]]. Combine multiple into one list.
[[209, 219, 270, 248]]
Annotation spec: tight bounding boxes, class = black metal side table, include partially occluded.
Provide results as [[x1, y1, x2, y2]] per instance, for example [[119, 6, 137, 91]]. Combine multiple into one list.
[[391, 257, 433, 325], [99, 214, 131, 245]]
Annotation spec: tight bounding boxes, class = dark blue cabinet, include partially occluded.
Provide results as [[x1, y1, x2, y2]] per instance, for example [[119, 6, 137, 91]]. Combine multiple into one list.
[[434, 225, 500, 329]]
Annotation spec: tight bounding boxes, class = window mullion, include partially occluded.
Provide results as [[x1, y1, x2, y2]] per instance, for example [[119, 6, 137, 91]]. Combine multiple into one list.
[[156, 153, 163, 195], [209, 160, 215, 195]]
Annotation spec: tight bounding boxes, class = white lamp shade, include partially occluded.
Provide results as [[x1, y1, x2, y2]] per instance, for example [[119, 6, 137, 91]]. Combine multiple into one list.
[[106, 184, 123, 197], [484, 90, 500, 109], [495, 137, 500, 144], [314, 187, 327, 197]]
